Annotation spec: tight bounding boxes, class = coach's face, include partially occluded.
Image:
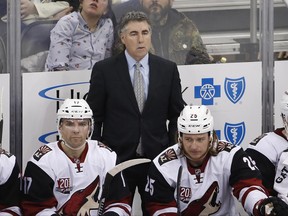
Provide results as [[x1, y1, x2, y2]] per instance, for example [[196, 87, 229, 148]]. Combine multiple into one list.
[[140, 0, 173, 23], [120, 20, 152, 62]]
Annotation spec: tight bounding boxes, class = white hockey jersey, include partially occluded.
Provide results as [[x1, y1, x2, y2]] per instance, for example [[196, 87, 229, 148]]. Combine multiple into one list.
[[0, 149, 21, 215], [274, 149, 288, 204], [246, 128, 288, 196], [145, 142, 268, 216], [22, 140, 131, 216]]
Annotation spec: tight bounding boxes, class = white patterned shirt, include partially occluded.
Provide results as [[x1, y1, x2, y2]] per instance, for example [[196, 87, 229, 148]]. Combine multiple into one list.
[[45, 11, 114, 71]]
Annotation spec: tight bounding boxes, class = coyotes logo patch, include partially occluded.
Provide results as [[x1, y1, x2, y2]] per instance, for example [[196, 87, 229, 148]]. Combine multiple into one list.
[[0, 148, 12, 157], [158, 148, 177, 166], [182, 181, 221, 216], [33, 145, 52, 161], [250, 133, 267, 146], [98, 142, 113, 152], [58, 176, 100, 215], [217, 141, 236, 152]]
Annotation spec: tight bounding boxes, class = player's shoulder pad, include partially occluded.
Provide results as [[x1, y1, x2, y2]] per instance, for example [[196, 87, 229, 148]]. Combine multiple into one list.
[[33, 145, 52, 161], [158, 148, 178, 166], [249, 133, 267, 146], [217, 140, 237, 153], [0, 148, 13, 158], [97, 141, 113, 152]]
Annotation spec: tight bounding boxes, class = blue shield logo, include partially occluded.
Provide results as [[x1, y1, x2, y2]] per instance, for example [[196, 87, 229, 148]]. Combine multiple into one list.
[[224, 77, 245, 104], [224, 122, 245, 145]]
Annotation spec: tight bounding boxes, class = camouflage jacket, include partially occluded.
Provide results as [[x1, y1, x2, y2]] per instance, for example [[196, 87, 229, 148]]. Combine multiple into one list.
[[113, 7, 208, 65], [151, 8, 208, 65]]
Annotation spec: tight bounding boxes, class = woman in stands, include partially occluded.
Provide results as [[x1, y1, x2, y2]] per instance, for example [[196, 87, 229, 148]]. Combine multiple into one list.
[[45, 0, 115, 71]]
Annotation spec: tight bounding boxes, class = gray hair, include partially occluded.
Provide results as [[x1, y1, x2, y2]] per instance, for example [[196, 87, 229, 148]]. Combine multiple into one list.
[[118, 11, 151, 36]]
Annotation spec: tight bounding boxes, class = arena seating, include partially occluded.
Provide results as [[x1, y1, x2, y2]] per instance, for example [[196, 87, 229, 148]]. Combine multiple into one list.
[[21, 20, 57, 59]]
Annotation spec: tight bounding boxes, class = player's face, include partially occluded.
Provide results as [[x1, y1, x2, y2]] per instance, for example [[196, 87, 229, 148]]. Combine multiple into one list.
[[59, 119, 90, 149], [140, 0, 172, 23], [81, 0, 108, 18], [181, 133, 210, 166], [120, 21, 151, 62]]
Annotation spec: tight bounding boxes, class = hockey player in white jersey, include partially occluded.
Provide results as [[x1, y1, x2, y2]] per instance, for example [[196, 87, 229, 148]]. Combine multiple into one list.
[[21, 99, 131, 216], [274, 149, 288, 204], [145, 105, 288, 216], [246, 90, 288, 205], [0, 148, 21, 215]]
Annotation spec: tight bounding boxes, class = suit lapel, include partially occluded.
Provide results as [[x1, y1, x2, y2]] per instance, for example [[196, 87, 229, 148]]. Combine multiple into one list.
[[116, 53, 140, 112], [146, 54, 158, 108]]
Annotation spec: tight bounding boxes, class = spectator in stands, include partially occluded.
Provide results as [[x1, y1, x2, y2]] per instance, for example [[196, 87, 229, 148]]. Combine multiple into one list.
[[2, 0, 74, 25], [45, 0, 115, 71], [112, 0, 208, 65], [0, 148, 21, 215], [1, 0, 75, 65]]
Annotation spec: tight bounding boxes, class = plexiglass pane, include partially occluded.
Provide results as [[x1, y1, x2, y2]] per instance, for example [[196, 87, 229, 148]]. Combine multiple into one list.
[[0, 0, 7, 73]]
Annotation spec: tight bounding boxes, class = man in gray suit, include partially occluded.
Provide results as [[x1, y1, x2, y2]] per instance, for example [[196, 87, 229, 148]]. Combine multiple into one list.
[[87, 11, 184, 215]]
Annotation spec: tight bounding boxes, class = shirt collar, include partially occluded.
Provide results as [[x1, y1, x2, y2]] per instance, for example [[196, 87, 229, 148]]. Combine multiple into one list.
[[125, 50, 149, 71], [78, 12, 89, 30], [77, 11, 105, 30]]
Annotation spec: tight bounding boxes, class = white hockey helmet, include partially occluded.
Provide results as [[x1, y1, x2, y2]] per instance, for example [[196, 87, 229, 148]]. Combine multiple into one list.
[[177, 105, 214, 134], [280, 90, 288, 134], [57, 99, 93, 138]]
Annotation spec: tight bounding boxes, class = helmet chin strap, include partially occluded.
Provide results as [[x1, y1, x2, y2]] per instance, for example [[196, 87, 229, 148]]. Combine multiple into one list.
[[61, 139, 86, 151]]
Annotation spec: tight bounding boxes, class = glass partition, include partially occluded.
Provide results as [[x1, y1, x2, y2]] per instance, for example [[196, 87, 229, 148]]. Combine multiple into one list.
[[173, 0, 288, 63], [5, 0, 286, 73], [1, 0, 286, 162], [1, 0, 287, 73], [0, 0, 7, 73], [18, 0, 79, 72]]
